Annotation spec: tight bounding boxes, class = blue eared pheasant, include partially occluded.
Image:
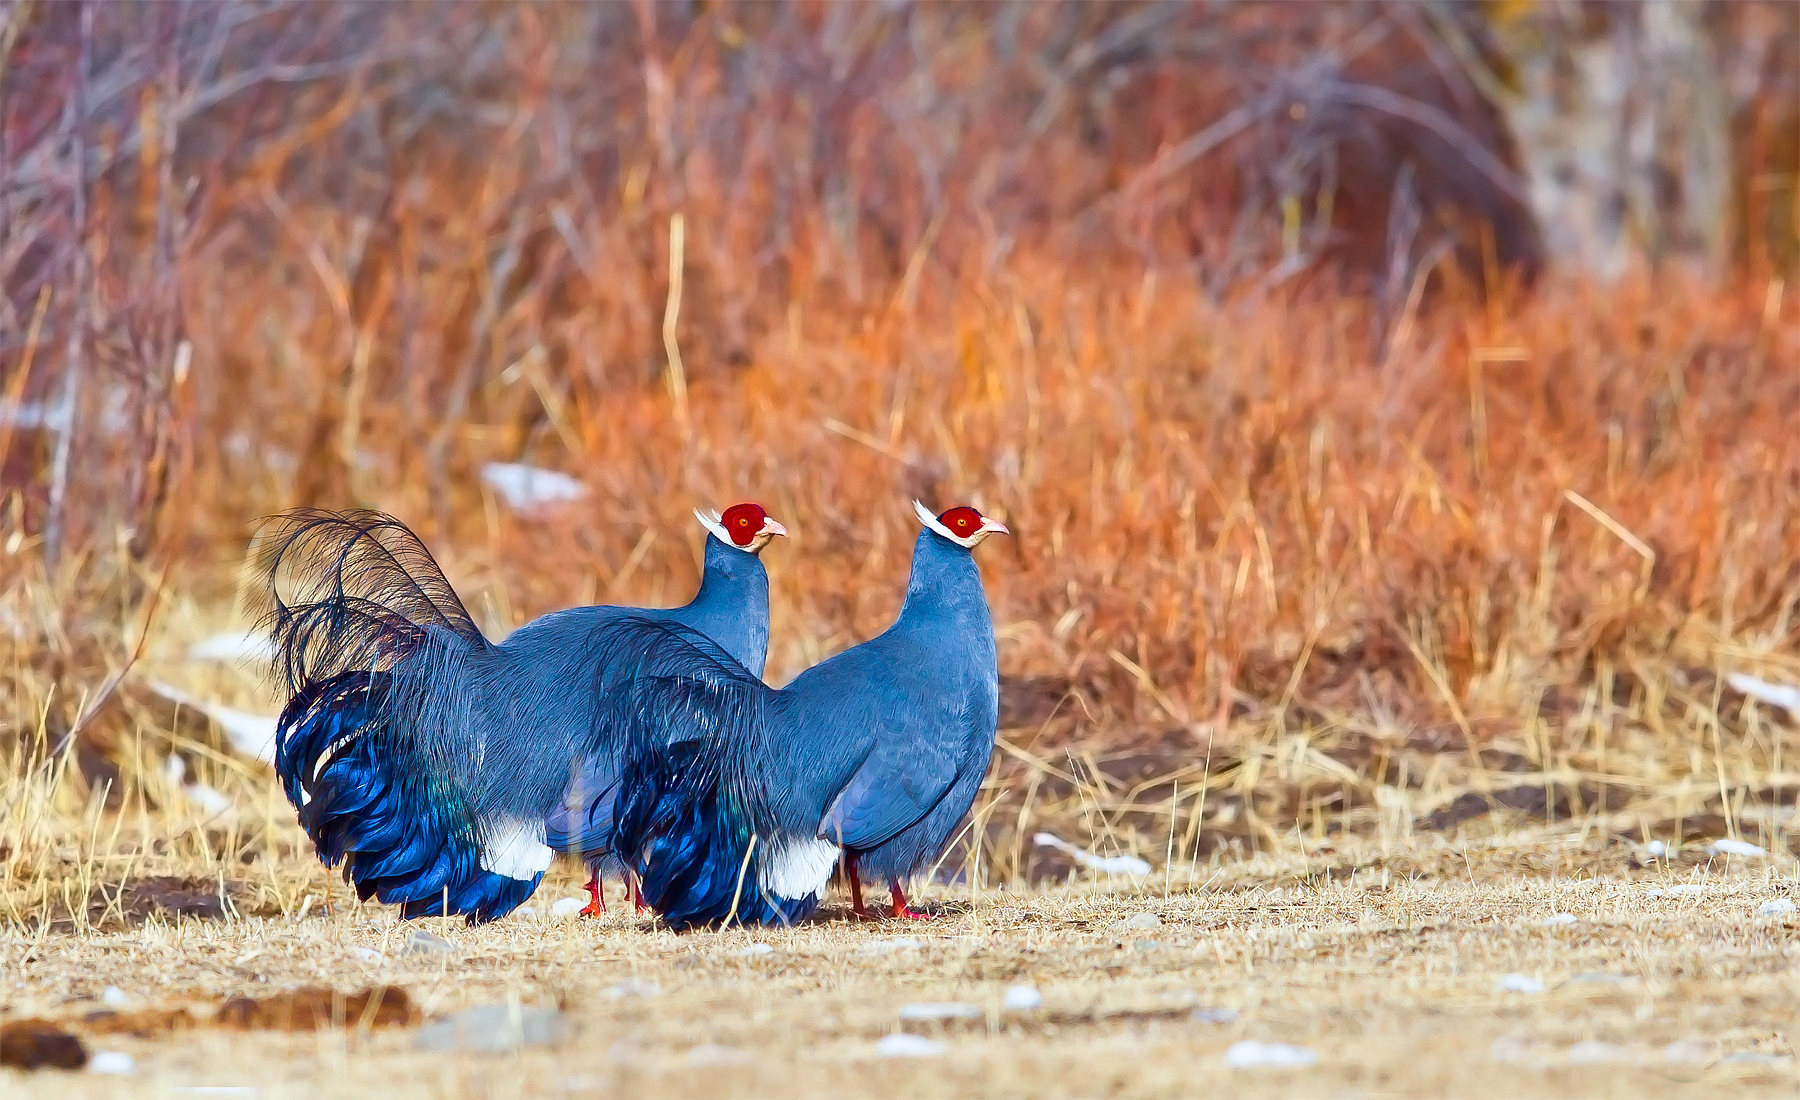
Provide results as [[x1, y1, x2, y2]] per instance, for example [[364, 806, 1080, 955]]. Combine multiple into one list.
[[261, 503, 785, 923], [602, 501, 1009, 929]]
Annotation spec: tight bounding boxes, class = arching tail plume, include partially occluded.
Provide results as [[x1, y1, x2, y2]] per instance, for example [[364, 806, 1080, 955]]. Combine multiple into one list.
[[255, 509, 546, 923]]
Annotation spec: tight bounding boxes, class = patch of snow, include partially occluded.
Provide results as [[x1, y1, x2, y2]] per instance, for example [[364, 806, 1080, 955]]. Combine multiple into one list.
[[514, 906, 537, 918], [1225, 1041, 1318, 1070], [101, 986, 130, 1007], [1727, 672, 1800, 716], [187, 630, 274, 663], [685, 1044, 751, 1067], [1495, 973, 1546, 994], [1654, 884, 1709, 898], [1112, 912, 1163, 932], [1718, 1051, 1790, 1066], [1565, 1040, 1629, 1065], [481, 462, 587, 513], [858, 937, 924, 956], [1707, 838, 1767, 859], [1758, 898, 1797, 916], [145, 680, 278, 763], [1645, 840, 1668, 858], [898, 1002, 981, 1022], [352, 947, 385, 963], [1002, 986, 1042, 1011], [1033, 831, 1152, 876], [604, 978, 661, 999], [734, 943, 775, 957], [1191, 1006, 1240, 1024], [88, 1051, 136, 1075], [1539, 913, 1578, 927], [1662, 1040, 1712, 1064], [550, 896, 587, 918], [876, 1034, 944, 1059], [185, 783, 233, 817]]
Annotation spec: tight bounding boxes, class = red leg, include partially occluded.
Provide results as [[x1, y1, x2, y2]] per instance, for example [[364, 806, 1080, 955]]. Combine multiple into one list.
[[579, 872, 606, 918], [846, 855, 878, 919], [890, 881, 930, 920], [626, 870, 651, 915]]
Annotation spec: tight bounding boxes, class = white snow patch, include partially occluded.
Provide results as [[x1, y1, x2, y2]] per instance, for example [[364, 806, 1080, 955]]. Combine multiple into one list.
[[898, 1002, 981, 1022], [185, 783, 233, 817], [1192, 1006, 1240, 1024], [1539, 913, 1578, 927], [1002, 986, 1042, 1011], [353, 947, 385, 963], [479, 818, 553, 880], [1645, 840, 1668, 858], [876, 1034, 944, 1059], [188, 629, 275, 663], [1757, 898, 1797, 916], [1662, 1040, 1713, 1064], [1112, 911, 1162, 932], [550, 897, 588, 918], [101, 986, 130, 1007], [735, 943, 775, 957], [1727, 672, 1800, 716], [1225, 1041, 1318, 1070], [88, 1051, 136, 1075], [758, 837, 840, 900], [1707, 838, 1767, 858], [858, 937, 924, 956], [1495, 973, 1546, 994], [1651, 884, 1709, 898], [1565, 1040, 1629, 1065], [514, 906, 537, 918], [605, 978, 661, 999], [685, 1043, 752, 1067], [145, 680, 278, 763], [1033, 832, 1152, 876], [481, 462, 588, 512]]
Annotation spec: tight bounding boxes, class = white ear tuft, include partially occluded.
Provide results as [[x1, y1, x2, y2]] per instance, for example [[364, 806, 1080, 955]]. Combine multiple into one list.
[[912, 499, 961, 543], [694, 508, 732, 544]]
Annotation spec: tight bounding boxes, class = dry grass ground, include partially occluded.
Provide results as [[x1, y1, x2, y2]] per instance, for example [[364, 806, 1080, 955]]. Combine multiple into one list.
[[6, 827, 1800, 1099]]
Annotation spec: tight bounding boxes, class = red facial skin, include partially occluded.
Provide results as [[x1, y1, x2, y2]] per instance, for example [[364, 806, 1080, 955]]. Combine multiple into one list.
[[936, 506, 984, 539], [719, 502, 769, 547]]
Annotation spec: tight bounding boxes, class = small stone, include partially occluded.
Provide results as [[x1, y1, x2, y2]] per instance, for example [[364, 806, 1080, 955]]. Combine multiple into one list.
[[898, 1002, 981, 1022], [550, 897, 587, 918], [1757, 898, 1797, 916], [1001, 986, 1042, 1012], [876, 1034, 944, 1058], [1495, 974, 1546, 994], [1112, 912, 1162, 932], [1565, 1040, 1628, 1065], [1191, 1006, 1240, 1024], [604, 978, 661, 999], [1225, 1041, 1317, 1070], [402, 929, 456, 956], [88, 1051, 135, 1075], [685, 1043, 751, 1067], [413, 1005, 568, 1054]]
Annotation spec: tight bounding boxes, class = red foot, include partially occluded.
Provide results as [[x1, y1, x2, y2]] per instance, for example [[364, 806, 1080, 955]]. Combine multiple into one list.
[[845, 855, 882, 919], [579, 873, 606, 919], [890, 882, 931, 920], [626, 872, 652, 915]]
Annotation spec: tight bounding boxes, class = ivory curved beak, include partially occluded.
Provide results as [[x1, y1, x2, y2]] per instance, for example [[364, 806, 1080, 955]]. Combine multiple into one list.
[[763, 518, 789, 538], [982, 519, 1010, 536]]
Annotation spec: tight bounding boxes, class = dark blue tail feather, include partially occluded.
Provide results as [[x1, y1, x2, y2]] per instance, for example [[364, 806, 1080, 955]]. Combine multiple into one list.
[[274, 671, 541, 923], [613, 738, 817, 931]]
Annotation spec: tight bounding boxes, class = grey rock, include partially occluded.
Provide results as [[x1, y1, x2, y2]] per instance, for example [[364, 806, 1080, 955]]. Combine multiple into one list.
[[413, 1005, 569, 1054]]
